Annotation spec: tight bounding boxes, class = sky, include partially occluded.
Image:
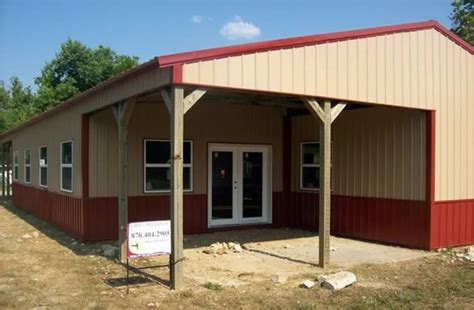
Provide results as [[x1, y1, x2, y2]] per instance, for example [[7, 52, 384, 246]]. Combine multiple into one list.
[[0, 0, 453, 90]]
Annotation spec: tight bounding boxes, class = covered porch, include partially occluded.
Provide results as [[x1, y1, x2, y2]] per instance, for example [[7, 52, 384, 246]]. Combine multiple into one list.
[[83, 84, 430, 289]]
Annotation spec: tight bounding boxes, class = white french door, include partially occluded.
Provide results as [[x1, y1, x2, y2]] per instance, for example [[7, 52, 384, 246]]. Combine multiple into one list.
[[208, 144, 272, 227]]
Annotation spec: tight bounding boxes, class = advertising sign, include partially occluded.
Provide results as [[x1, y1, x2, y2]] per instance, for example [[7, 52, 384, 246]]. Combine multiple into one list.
[[127, 220, 171, 258]]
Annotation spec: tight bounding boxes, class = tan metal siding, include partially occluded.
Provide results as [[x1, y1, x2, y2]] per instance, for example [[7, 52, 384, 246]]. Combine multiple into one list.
[[9, 108, 82, 196], [435, 37, 474, 201], [183, 28, 473, 201], [291, 107, 426, 200], [183, 29, 447, 109], [89, 101, 285, 197], [467, 49, 474, 201]]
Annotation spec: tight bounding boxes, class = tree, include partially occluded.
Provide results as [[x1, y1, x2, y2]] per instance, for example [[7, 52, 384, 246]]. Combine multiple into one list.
[[0, 77, 35, 132], [0, 82, 10, 133], [34, 39, 139, 112], [450, 0, 474, 44], [0, 40, 139, 134]]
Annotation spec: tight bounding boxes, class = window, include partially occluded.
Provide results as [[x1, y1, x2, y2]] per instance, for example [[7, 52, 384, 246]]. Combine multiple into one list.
[[300, 142, 319, 190], [60, 141, 73, 192], [24, 149, 31, 184], [39, 146, 48, 187], [144, 140, 192, 193], [13, 151, 19, 181], [299, 142, 333, 190]]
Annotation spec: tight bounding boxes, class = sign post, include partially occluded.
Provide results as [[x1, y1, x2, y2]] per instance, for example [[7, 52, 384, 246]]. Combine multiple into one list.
[[126, 220, 171, 292]]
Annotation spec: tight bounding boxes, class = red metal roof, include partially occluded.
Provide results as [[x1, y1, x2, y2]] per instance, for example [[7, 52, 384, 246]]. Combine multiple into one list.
[[157, 20, 473, 67]]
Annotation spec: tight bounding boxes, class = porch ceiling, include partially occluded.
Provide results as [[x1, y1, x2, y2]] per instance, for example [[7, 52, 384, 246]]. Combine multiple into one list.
[[137, 87, 372, 112]]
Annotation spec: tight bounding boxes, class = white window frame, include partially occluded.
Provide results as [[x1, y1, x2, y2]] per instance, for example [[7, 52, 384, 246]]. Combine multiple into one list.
[[39, 146, 48, 188], [60, 141, 73, 193], [13, 151, 19, 181], [143, 139, 193, 193], [300, 142, 319, 191], [24, 149, 31, 184], [299, 141, 333, 191]]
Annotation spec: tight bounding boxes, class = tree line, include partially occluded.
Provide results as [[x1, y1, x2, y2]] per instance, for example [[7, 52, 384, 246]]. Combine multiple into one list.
[[0, 39, 139, 133]]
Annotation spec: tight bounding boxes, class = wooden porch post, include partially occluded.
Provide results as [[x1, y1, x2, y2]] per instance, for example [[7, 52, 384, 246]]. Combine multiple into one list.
[[113, 99, 135, 263], [170, 86, 185, 289], [301, 98, 346, 268], [319, 101, 331, 267], [161, 86, 207, 290]]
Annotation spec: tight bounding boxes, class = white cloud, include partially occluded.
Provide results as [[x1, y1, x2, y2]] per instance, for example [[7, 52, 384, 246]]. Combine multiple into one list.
[[219, 16, 261, 41], [191, 15, 203, 24]]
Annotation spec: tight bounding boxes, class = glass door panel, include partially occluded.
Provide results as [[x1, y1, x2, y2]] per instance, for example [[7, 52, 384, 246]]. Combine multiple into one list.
[[211, 151, 233, 220], [242, 152, 263, 218]]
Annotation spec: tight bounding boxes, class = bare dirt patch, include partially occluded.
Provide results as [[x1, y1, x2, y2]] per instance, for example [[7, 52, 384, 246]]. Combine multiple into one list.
[[0, 201, 473, 309]]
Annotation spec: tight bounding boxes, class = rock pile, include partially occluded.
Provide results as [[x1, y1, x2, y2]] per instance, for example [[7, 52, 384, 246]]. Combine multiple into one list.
[[203, 242, 243, 255]]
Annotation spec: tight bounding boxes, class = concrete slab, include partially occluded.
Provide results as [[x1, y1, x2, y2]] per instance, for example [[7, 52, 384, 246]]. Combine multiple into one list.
[[183, 228, 433, 286], [247, 234, 432, 268]]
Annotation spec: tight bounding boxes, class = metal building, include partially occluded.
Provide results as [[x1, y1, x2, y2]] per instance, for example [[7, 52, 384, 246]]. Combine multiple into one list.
[[1, 21, 473, 271]]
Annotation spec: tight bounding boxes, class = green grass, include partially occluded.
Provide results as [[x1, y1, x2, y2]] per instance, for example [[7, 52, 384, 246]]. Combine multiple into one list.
[[203, 282, 224, 291], [351, 286, 429, 309]]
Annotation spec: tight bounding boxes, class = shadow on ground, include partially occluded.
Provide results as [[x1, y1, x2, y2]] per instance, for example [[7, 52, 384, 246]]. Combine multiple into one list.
[[1, 198, 327, 271], [1, 198, 110, 258]]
